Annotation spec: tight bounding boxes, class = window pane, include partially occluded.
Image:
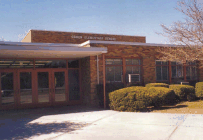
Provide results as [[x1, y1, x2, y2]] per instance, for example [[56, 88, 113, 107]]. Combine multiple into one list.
[[35, 60, 66, 68], [191, 66, 197, 80], [68, 60, 79, 68], [106, 59, 114, 65], [132, 66, 140, 74], [176, 62, 182, 65], [162, 61, 168, 65], [113, 59, 122, 65], [186, 66, 191, 80], [54, 72, 66, 102], [38, 72, 49, 103], [126, 66, 132, 74], [20, 72, 32, 104], [156, 66, 162, 80], [126, 59, 140, 65], [177, 66, 183, 78], [106, 59, 122, 65], [126, 59, 132, 65], [186, 61, 196, 65], [162, 66, 168, 80], [0, 60, 34, 68], [106, 66, 114, 82], [1, 72, 14, 105], [171, 62, 176, 65], [132, 59, 140, 65], [114, 66, 122, 81], [156, 61, 161, 65], [171, 66, 177, 78]]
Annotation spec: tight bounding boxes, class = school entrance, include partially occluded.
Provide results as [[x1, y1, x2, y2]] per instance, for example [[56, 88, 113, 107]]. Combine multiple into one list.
[[0, 59, 81, 110]]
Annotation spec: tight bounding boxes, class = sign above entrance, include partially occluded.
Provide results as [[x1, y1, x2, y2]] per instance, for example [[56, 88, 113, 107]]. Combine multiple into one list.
[[71, 35, 116, 41]]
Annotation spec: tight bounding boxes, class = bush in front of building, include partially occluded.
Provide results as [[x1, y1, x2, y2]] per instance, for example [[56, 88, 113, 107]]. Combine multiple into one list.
[[109, 86, 151, 111], [195, 82, 203, 99], [109, 86, 178, 111], [146, 87, 177, 107], [145, 83, 169, 88], [96, 83, 125, 108], [169, 84, 195, 101]]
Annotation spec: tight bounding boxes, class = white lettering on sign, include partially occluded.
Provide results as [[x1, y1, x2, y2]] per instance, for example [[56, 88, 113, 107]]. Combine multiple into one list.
[[105, 37, 116, 41], [71, 35, 83, 39], [71, 35, 116, 41], [84, 36, 104, 40]]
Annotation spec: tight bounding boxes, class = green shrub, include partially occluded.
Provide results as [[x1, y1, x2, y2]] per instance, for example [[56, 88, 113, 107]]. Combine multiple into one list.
[[96, 83, 124, 108], [195, 82, 203, 98], [145, 83, 169, 88], [169, 84, 195, 101], [146, 87, 177, 107], [109, 86, 178, 111], [109, 86, 151, 111]]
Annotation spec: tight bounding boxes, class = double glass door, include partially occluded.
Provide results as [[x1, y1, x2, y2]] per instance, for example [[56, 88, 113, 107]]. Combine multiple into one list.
[[37, 70, 67, 104], [0, 70, 33, 108], [0, 69, 72, 109]]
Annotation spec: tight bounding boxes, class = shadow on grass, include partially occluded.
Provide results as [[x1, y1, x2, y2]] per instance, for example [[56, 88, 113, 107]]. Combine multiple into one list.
[[0, 105, 103, 140], [139, 104, 188, 112]]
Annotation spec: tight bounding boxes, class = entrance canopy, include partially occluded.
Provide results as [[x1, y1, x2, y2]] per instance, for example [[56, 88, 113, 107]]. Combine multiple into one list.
[[0, 41, 107, 58]]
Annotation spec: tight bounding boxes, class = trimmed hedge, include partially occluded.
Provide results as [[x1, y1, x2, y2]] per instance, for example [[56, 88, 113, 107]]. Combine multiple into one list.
[[109, 86, 151, 111], [145, 83, 169, 88], [109, 86, 177, 111], [169, 84, 195, 101], [96, 83, 124, 108], [195, 82, 203, 98], [147, 87, 177, 107]]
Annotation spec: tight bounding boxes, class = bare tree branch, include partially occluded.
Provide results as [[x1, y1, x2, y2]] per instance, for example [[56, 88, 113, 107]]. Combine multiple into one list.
[[157, 0, 203, 64]]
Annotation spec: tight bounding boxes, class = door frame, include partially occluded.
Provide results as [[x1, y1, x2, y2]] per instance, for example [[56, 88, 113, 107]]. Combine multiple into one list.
[[0, 69, 18, 110], [17, 69, 36, 109], [52, 69, 69, 106], [35, 68, 69, 107]]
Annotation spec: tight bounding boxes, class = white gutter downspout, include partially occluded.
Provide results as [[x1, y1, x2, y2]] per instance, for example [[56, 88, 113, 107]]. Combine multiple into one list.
[[97, 55, 99, 84]]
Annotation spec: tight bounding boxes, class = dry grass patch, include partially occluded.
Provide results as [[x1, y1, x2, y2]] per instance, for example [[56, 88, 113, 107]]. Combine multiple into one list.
[[150, 100, 203, 114]]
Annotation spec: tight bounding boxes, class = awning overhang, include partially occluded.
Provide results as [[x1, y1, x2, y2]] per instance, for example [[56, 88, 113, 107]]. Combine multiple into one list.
[[0, 45, 107, 58]]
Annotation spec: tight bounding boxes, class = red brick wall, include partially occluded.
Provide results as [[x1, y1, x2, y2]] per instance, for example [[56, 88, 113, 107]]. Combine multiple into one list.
[[28, 30, 146, 44], [91, 43, 158, 85], [81, 57, 91, 105], [86, 43, 160, 106]]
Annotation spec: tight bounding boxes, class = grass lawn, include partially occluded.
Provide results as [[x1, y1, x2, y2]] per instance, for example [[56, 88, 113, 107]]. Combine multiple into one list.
[[149, 100, 203, 114]]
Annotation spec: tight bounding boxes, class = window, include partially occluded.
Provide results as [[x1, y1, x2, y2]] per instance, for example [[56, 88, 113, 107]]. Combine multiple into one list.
[[186, 61, 197, 80], [156, 60, 168, 81], [106, 59, 123, 82], [171, 61, 183, 80], [0, 59, 34, 68], [35, 60, 66, 68], [68, 60, 79, 68], [126, 59, 141, 82]]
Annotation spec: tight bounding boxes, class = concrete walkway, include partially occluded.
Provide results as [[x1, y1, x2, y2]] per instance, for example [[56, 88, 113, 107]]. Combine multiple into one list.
[[0, 106, 203, 140]]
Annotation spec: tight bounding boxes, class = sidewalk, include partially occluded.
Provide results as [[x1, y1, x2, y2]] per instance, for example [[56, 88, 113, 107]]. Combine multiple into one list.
[[0, 106, 203, 140]]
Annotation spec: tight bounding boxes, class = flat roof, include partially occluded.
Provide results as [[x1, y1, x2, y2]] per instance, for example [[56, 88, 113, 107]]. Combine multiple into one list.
[[80, 40, 179, 47], [0, 41, 107, 58]]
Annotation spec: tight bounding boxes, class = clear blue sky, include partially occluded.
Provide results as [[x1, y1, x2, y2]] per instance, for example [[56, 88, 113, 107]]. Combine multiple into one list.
[[0, 0, 183, 44]]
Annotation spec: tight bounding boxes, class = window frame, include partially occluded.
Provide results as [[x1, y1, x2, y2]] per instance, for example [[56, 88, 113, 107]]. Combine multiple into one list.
[[185, 61, 197, 81], [155, 60, 169, 82], [105, 57, 143, 85], [125, 58, 142, 83], [105, 58, 123, 83]]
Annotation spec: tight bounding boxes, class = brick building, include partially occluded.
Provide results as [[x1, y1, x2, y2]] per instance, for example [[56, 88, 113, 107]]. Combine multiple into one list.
[[0, 30, 199, 110]]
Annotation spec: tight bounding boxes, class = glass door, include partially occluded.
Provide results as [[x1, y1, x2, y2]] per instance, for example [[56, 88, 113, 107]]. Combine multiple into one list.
[[0, 70, 17, 108], [52, 70, 67, 103], [18, 70, 33, 105], [37, 71, 51, 104]]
